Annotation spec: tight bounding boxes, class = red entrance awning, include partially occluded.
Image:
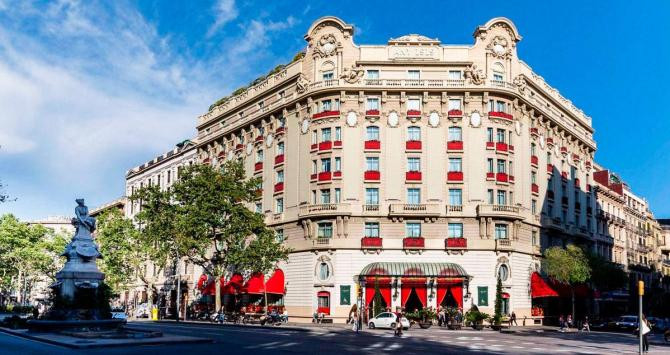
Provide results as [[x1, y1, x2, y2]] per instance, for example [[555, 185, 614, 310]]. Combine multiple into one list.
[[265, 269, 286, 295], [531, 272, 559, 298], [197, 274, 216, 296], [242, 272, 265, 295], [240, 269, 286, 295], [222, 273, 243, 295]]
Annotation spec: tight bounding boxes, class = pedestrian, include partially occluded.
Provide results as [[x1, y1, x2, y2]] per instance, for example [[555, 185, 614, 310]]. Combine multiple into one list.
[[394, 311, 403, 337], [558, 315, 565, 332], [581, 316, 590, 333], [347, 304, 357, 324], [510, 312, 518, 326], [352, 309, 359, 333], [640, 315, 651, 353], [437, 307, 444, 327], [567, 314, 573, 330]]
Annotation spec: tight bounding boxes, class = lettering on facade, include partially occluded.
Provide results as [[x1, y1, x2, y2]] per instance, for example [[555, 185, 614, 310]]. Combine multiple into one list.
[[389, 46, 440, 60]]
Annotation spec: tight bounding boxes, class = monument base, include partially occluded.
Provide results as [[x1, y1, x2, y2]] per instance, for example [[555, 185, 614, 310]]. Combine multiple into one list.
[[27, 319, 126, 332]]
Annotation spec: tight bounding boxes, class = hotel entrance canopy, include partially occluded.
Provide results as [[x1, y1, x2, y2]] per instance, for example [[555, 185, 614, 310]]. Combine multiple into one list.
[[359, 262, 470, 279]]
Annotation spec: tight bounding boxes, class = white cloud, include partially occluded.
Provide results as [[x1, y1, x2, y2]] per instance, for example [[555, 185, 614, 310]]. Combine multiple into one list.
[[207, 0, 238, 37]]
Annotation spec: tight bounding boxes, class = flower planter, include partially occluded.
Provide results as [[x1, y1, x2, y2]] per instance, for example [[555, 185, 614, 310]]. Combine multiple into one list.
[[418, 321, 432, 329], [447, 324, 462, 330], [472, 324, 484, 330]]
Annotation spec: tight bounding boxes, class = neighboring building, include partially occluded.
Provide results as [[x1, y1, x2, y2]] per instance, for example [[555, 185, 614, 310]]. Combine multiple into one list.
[[26, 216, 75, 236], [658, 219, 670, 277], [193, 16, 600, 323], [90, 197, 126, 218], [122, 139, 197, 315]]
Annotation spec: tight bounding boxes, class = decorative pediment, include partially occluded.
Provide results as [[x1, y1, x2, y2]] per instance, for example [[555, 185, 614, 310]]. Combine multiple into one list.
[[388, 34, 440, 46]]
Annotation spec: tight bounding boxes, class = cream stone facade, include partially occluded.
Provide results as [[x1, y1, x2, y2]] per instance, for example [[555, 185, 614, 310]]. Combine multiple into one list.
[[191, 16, 605, 323]]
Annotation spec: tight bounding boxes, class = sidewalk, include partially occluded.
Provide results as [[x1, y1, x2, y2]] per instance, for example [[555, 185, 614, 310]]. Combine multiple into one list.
[[139, 318, 351, 332]]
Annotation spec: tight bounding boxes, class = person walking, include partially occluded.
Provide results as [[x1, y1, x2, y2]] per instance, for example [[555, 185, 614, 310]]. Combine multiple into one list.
[[581, 316, 590, 333], [510, 312, 518, 326], [394, 311, 403, 337], [352, 309, 359, 333], [640, 314, 651, 353], [558, 315, 565, 332], [567, 314, 573, 330]]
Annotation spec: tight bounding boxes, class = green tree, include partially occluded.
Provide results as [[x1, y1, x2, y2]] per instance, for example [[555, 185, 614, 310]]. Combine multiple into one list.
[[544, 244, 591, 320], [95, 209, 143, 295], [492, 276, 503, 325], [0, 214, 66, 305], [132, 161, 289, 312]]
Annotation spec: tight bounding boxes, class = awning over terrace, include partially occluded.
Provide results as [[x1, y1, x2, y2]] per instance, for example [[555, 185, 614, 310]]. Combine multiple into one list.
[[359, 262, 470, 279]]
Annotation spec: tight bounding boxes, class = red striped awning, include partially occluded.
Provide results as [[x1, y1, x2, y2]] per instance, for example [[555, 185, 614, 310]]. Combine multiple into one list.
[[241, 269, 286, 295], [531, 272, 559, 298]]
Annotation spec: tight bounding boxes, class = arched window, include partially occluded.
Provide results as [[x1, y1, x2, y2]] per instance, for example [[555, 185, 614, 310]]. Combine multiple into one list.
[[497, 264, 509, 281], [321, 61, 335, 81], [407, 126, 421, 141], [318, 262, 330, 281], [492, 62, 505, 81]]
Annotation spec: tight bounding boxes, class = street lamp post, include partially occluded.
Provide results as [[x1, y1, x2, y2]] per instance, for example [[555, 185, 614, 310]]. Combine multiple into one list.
[[638, 280, 644, 355]]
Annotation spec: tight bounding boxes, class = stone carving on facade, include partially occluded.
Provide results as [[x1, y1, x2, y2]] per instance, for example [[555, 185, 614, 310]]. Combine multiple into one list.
[[487, 35, 513, 59], [513, 74, 527, 94], [296, 74, 309, 94], [340, 65, 364, 84], [464, 64, 486, 85], [313, 34, 339, 58]]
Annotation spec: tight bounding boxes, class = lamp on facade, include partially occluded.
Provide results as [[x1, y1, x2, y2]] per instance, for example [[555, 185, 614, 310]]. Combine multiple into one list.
[[463, 277, 471, 300], [428, 278, 435, 300], [392, 278, 398, 300]]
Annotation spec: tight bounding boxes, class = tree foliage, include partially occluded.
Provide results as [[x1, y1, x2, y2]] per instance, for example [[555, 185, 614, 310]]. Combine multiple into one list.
[[95, 209, 143, 294], [492, 276, 503, 325], [0, 214, 67, 304], [543, 244, 591, 285]]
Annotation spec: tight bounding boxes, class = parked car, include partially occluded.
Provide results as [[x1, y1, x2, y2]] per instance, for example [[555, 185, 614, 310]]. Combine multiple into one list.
[[614, 315, 638, 331], [134, 304, 149, 318], [111, 307, 127, 320], [368, 312, 410, 330]]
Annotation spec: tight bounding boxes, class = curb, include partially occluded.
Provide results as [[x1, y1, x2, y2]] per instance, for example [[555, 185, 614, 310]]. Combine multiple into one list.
[[0, 326, 213, 349], [149, 320, 314, 332]]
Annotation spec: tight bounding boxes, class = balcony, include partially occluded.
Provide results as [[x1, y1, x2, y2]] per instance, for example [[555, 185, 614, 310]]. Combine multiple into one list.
[[447, 109, 463, 117], [575, 202, 581, 210], [477, 204, 523, 220], [546, 137, 554, 146], [406, 171, 422, 181], [486, 172, 495, 181], [560, 147, 568, 155], [364, 140, 381, 150], [406, 109, 422, 117], [310, 143, 318, 151], [389, 203, 441, 218], [489, 111, 513, 120], [275, 126, 286, 135], [495, 142, 508, 152], [255, 136, 264, 144], [530, 127, 539, 137], [312, 110, 340, 120], [334, 140, 342, 148], [363, 204, 380, 213], [274, 182, 284, 193], [333, 171, 342, 179], [531, 155, 538, 166], [447, 205, 463, 213], [509, 175, 515, 183], [254, 162, 263, 172], [235, 143, 244, 151], [508, 145, 515, 153], [561, 171, 568, 181], [365, 109, 380, 117], [310, 173, 318, 181], [486, 141, 495, 150], [274, 154, 285, 165], [447, 140, 463, 151], [299, 203, 352, 218], [318, 141, 332, 152], [403, 237, 425, 249], [364, 170, 380, 181], [587, 206, 593, 215], [547, 190, 555, 200], [361, 237, 383, 249], [574, 178, 580, 188], [318, 171, 332, 182], [496, 172, 509, 183], [406, 140, 422, 151], [547, 164, 554, 174], [495, 238, 513, 251], [447, 171, 464, 182], [532, 183, 539, 195], [445, 237, 467, 249], [561, 196, 568, 205]]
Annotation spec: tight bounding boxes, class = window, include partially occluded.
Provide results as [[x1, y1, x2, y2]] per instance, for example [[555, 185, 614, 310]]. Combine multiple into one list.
[[167, 170, 171, 184], [448, 70, 462, 80], [255, 202, 262, 213], [449, 188, 462, 206], [256, 150, 264, 163], [365, 188, 379, 205], [322, 71, 334, 80], [366, 97, 379, 110], [532, 199, 537, 214], [276, 170, 284, 183], [335, 157, 341, 171], [547, 151, 552, 164], [407, 157, 420, 172], [497, 159, 506, 173], [407, 98, 421, 111], [448, 223, 463, 238], [487, 127, 494, 142], [508, 131, 513, 146], [311, 130, 318, 144], [478, 286, 489, 306], [367, 70, 379, 79], [318, 222, 333, 238], [448, 99, 461, 110], [532, 230, 538, 246], [321, 158, 331, 172], [407, 70, 420, 79], [407, 126, 421, 141], [531, 171, 537, 184], [493, 72, 504, 81], [365, 222, 380, 238], [311, 190, 317, 204], [320, 189, 331, 204], [495, 224, 508, 240], [407, 188, 421, 204], [275, 229, 284, 243], [497, 264, 509, 281], [335, 127, 341, 141], [448, 126, 462, 141], [487, 158, 494, 173], [531, 143, 536, 156], [312, 160, 317, 174], [449, 158, 462, 172], [496, 129, 506, 143], [366, 126, 380, 141], [487, 189, 494, 204], [496, 101, 506, 112], [278, 117, 286, 127], [321, 127, 331, 142], [571, 166, 577, 179], [497, 190, 507, 205], [318, 262, 330, 280], [317, 291, 330, 308], [321, 99, 332, 111], [366, 157, 379, 171], [275, 198, 284, 213], [334, 188, 341, 203], [277, 142, 285, 155], [508, 161, 513, 176], [406, 222, 421, 237]]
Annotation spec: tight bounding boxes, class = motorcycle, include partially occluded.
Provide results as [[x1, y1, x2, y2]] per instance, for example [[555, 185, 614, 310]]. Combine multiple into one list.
[[260, 312, 282, 326], [211, 311, 225, 324]]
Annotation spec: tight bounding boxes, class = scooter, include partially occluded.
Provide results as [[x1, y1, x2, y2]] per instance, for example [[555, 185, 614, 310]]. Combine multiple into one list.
[[260, 312, 282, 326]]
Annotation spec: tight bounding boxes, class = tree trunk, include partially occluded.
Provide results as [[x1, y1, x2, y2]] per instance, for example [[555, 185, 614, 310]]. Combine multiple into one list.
[[264, 277, 268, 314], [571, 287, 575, 321], [215, 277, 221, 313], [16, 269, 22, 305]]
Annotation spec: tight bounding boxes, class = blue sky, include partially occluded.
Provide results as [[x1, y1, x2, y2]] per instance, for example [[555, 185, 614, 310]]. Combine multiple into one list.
[[1, 0, 669, 220]]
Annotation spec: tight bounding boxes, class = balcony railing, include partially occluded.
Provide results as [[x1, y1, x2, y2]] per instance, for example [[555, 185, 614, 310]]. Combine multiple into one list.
[[363, 204, 380, 212], [447, 171, 464, 182], [361, 237, 383, 249], [477, 204, 523, 220], [274, 182, 284, 193], [364, 140, 381, 150], [406, 109, 422, 117], [547, 164, 554, 174], [315, 237, 330, 245], [496, 172, 508, 183], [389, 203, 441, 217], [496, 142, 508, 152], [275, 126, 286, 135], [318, 171, 332, 182], [486, 141, 495, 149], [333, 140, 342, 148], [486, 172, 495, 180], [333, 171, 342, 179], [403, 237, 425, 249], [530, 127, 539, 136], [406, 171, 422, 181], [445, 237, 467, 249], [318, 141, 332, 151], [532, 183, 539, 194], [274, 154, 285, 165], [406, 140, 422, 150], [364, 170, 380, 181], [254, 162, 263, 171], [365, 109, 380, 116], [495, 238, 512, 250], [447, 109, 463, 117], [312, 110, 340, 119], [447, 140, 463, 151], [447, 205, 463, 213], [299, 203, 351, 218], [531, 155, 538, 166], [489, 111, 513, 120]]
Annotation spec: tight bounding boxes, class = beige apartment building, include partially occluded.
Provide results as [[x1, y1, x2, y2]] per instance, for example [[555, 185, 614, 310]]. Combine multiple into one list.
[[192, 16, 602, 322]]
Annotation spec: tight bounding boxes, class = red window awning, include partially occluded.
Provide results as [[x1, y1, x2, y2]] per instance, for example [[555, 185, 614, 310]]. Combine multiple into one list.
[[242, 272, 265, 295], [240, 269, 286, 295], [531, 272, 559, 298], [222, 273, 243, 295], [197, 274, 217, 296], [265, 269, 286, 295]]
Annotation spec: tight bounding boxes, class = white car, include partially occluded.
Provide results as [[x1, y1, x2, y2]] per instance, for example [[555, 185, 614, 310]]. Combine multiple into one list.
[[368, 312, 410, 330]]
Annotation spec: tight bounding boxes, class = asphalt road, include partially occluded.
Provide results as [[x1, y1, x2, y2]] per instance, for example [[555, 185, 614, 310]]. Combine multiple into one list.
[[0, 321, 668, 354]]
